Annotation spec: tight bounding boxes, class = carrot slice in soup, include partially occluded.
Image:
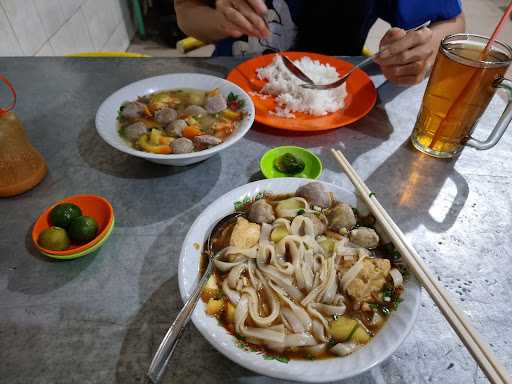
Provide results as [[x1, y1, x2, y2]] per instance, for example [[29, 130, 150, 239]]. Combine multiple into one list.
[[183, 125, 202, 139]]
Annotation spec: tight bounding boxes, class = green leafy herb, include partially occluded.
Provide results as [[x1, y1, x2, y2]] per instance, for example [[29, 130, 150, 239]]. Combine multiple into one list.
[[227, 92, 245, 111], [236, 340, 249, 351], [235, 334, 246, 341], [382, 243, 403, 262], [327, 338, 337, 349], [398, 265, 410, 279], [227, 92, 237, 103], [382, 242, 394, 255], [255, 192, 264, 200], [263, 354, 289, 363], [117, 105, 125, 121], [297, 209, 305, 215], [370, 303, 387, 316], [233, 192, 266, 212], [372, 282, 404, 316], [275, 355, 289, 363], [369, 192, 376, 198], [274, 153, 306, 174], [234, 196, 252, 212], [382, 286, 393, 300]]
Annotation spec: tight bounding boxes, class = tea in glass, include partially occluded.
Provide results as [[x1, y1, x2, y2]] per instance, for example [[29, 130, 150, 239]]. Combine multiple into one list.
[[411, 34, 512, 158]]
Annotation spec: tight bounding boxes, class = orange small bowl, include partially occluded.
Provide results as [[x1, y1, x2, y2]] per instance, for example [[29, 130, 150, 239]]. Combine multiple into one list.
[[32, 194, 114, 256]]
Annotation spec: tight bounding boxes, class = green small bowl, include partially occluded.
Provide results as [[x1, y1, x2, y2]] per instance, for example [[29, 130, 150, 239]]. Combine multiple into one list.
[[38, 217, 115, 260], [260, 146, 322, 180]]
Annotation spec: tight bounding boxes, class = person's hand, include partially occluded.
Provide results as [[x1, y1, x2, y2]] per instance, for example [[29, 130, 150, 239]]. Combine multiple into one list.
[[375, 27, 434, 86], [215, 0, 270, 39]]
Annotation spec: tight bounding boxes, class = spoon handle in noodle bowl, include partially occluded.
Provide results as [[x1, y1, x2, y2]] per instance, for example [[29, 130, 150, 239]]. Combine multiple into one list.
[[147, 259, 215, 383]]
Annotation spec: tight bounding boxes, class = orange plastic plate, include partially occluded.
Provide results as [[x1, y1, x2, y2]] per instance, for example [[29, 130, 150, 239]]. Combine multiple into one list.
[[227, 52, 377, 132]]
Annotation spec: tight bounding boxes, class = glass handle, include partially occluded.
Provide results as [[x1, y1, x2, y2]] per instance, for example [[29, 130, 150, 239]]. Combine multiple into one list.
[[466, 77, 512, 150]]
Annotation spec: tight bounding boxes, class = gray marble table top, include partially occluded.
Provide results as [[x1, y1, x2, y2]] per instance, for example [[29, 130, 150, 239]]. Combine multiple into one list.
[[0, 57, 511, 384]]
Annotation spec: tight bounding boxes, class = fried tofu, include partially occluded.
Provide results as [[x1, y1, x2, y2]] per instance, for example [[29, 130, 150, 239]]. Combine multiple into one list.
[[345, 258, 391, 303], [229, 217, 260, 249]]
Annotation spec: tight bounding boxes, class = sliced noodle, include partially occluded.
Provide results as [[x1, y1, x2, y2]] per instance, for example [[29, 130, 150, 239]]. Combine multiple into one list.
[[208, 191, 400, 360]]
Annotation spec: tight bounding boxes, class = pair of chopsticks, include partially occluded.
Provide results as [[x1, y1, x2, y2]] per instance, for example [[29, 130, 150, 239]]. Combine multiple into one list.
[[330, 148, 511, 384]]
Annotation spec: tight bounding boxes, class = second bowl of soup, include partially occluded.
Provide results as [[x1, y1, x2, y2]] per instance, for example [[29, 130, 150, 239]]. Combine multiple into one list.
[[96, 74, 255, 166]]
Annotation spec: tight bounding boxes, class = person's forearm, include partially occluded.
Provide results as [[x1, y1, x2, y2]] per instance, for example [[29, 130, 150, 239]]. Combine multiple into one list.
[[428, 13, 466, 65], [175, 0, 230, 43]]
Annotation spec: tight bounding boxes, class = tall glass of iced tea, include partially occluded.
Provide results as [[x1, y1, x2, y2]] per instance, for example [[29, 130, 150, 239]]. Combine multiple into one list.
[[411, 34, 512, 158]]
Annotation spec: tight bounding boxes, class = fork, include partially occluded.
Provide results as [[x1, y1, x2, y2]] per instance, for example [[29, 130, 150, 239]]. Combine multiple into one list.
[[300, 20, 431, 90]]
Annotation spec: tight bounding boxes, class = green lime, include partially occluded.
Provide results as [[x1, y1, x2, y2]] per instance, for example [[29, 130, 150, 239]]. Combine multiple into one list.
[[49, 203, 82, 228], [38, 226, 71, 251], [68, 216, 98, 244]]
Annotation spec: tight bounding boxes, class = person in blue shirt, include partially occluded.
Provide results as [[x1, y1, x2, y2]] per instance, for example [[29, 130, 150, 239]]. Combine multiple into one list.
[[175, 0, 465, 85]]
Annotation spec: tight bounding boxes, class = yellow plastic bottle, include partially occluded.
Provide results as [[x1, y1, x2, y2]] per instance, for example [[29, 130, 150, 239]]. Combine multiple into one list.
[[0, 111, 47, 197]]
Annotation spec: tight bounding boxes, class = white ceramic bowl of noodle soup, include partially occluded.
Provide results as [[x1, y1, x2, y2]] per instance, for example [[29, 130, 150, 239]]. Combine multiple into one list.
[[95, 73, 255, 166], [178, 178, 421, 382]]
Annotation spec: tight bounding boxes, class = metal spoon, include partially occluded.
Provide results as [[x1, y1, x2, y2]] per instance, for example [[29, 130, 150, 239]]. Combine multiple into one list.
[[147, 212, 243, 383], [260, 12, 316, 86], [264, 47, 316, 85], [301, 20, 431, 90], [280, 54, 316, 85]]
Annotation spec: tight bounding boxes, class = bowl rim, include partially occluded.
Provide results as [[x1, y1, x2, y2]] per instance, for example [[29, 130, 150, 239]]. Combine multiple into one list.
[[178, 178, 421, 382], [95, 73, 255, 160], [260, 145, 323, 179], [32, 194, 114, 255]]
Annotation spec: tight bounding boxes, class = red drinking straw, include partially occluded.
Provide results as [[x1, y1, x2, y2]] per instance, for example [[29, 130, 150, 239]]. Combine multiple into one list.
[[0, 75, 16, 114], [482, 1, 512, 57]]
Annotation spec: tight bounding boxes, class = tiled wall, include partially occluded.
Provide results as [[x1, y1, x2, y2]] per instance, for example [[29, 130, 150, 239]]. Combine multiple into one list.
[[0, 0, 135, 56]]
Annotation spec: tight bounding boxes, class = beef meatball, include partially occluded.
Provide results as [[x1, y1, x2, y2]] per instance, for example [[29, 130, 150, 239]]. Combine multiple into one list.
[[205, 95, 227, 114], [123, 122, 147, 142], [327, 203, 356, 231], [296, 182, 332, 208], [172, 137, 194, 154], [193, 135, 222, 150], [248, 199, 275, 224], [183, 105, 207, 117], [121, 101, 146, 120], [166, 119, 187, 137], [304, 212, 327, 236], [154, 108, 177, 124], [349, 227, 379, 249]]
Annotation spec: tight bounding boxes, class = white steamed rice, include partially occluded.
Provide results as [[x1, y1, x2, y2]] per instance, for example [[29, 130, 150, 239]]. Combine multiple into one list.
[[256, 55, 347, 118]]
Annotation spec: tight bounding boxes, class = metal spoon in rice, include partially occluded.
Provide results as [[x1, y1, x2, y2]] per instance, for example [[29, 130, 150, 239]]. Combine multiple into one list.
[[262, 11, 316, 86], [301, 20, 431, 90]]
